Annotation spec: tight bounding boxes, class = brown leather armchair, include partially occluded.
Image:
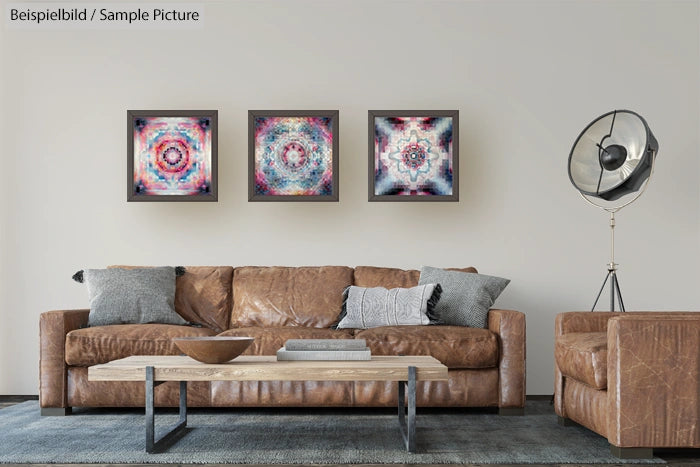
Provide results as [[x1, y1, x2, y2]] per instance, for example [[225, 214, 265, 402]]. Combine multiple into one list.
[[554, 312, 700, 458]]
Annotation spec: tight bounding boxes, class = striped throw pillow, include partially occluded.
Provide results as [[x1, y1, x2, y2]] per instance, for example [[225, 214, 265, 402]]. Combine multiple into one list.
[[333, 283, 442, 330]]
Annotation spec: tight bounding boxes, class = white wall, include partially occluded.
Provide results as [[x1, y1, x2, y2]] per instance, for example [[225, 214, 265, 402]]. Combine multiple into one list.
[[1, 0, 699, 395]]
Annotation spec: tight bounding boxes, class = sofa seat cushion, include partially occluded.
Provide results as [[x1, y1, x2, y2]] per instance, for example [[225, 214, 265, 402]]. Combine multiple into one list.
[[555, 332, 608, 389], [355, 325, 498, 369], [231, 266, 354, 328], [218, 327, 354, 355], [65, 324, 217, 366], [354, 266, 477, 289]]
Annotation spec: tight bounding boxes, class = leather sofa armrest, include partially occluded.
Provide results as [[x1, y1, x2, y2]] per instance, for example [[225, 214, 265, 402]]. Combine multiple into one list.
[[606, 314, 700, 448], [488, 309, 526, 408], [39, 309, 89, 408]]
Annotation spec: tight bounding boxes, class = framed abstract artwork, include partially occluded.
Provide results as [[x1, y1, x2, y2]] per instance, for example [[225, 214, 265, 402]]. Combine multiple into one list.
[[369, 110, 458, 202], [249, 110, 339, 201], [127, 110, 217, 202]]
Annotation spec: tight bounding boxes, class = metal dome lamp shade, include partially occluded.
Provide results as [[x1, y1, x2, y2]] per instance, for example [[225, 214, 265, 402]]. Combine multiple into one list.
[[568, 110, 659, 311]]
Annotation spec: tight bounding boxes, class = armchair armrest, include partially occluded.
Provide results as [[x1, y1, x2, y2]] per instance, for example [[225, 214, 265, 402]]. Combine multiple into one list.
[[606, 314, 700, 448], [554, 312, 613, 414], [39, 309, 89, 408], [555, 311, 616, 336], [488, 309, 526, 408]]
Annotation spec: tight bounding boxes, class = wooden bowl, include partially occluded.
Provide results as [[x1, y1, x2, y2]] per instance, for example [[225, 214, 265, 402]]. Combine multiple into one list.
[[172, 336, 254, 364]]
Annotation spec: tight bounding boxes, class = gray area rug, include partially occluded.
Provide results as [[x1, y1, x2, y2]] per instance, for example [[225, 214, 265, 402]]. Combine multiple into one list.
[[0, 401, 664, 464]]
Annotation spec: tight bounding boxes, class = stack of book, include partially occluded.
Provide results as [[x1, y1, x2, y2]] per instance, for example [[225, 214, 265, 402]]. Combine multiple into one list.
[[276, 339, 371, 361]]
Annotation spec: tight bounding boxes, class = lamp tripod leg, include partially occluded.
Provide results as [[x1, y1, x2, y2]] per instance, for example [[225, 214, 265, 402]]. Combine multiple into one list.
[[612, 272, 625, 312], [591, 272, 611, 312]]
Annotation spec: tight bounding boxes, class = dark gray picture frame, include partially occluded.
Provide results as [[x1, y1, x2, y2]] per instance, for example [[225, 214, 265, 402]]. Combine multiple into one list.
[[127, 109, 218, 202], [368, 110, 459, 202], [248, 110, 339, 202]]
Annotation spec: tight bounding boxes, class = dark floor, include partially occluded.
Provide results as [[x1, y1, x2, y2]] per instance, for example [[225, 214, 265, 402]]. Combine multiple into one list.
[[1, 396, 699, 467]]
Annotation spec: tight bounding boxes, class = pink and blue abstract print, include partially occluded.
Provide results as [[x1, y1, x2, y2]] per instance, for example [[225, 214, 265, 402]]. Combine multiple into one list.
[[254, 117, 334, 196], [133, 117, 212, 196], [374, 117, 454, 196]]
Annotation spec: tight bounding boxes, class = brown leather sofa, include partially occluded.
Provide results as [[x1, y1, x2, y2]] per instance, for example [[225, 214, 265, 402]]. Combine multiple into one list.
[[554, 311, 700, 458], [40, 266, 525, 415]]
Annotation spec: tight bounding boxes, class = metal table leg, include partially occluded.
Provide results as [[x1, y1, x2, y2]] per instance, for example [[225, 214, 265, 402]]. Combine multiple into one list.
[[145, 366, 187, 453], [397, 365, 417, 452]]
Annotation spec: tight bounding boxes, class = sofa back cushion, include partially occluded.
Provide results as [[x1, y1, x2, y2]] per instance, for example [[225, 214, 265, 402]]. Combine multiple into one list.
[[354, 266, 478, 289], [175, 266, 234, 332], [110, 265, 234, 332], [231, 266, 354, 328]]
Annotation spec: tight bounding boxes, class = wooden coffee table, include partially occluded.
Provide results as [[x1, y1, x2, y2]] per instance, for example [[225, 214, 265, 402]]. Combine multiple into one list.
[[88, 355, 448, 453]]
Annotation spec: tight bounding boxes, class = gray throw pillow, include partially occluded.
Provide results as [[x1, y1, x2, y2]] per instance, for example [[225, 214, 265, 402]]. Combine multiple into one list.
[[418, 266, 509, 328], [76, 267, 187, 326], [334, 283, 442, 330]]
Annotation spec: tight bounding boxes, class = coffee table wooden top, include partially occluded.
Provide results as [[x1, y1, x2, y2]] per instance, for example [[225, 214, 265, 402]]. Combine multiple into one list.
[[88, 355, 448, 382]]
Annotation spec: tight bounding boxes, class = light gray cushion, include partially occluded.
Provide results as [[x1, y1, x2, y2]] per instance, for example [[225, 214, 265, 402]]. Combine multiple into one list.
[[334, 283, 442, 330], [79, 267, 187, 326], [418, 266, 509, 328]]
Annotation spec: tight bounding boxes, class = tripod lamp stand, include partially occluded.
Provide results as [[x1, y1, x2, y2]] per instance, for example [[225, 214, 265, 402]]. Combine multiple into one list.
[[567, 110, 659, 311]]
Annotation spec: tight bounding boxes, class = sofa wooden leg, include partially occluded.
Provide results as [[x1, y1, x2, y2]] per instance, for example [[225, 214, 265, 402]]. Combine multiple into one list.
[[498, 407, 524, 416], [610, 445, 654, 459], [557, 415, 577, 426], [41, 407, 72, 416]]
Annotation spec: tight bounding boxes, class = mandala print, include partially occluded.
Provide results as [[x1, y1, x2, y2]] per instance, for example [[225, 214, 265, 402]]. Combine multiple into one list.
[[254, 117, 334, 196], [374, 117, 454, 196], [133, 117, 212, 196]]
